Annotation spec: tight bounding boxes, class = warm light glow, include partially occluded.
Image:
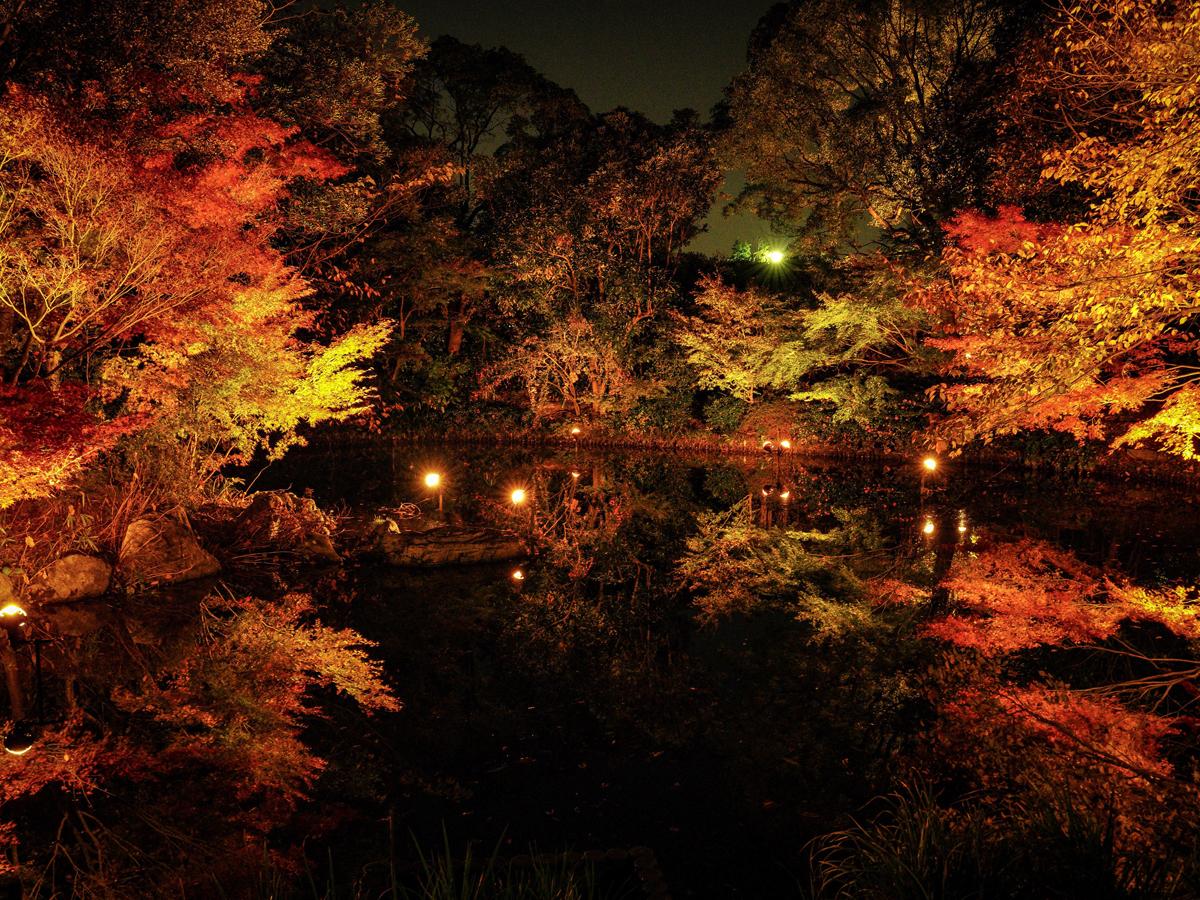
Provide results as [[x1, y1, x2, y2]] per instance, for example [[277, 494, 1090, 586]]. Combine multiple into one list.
[[922, 456, 938, 472], [511, 568, 525, 581], [510, 488, 527, 505], [3, 724, 35, 756], [0, 604, 28, 632], [958, 523, 968, 533], [762, 440, 773, 451], [423, 472, 441, 489], [570, 426, 582, 436], [765, 249, 785, 264], [780, 490, 791, 501], [922, 518, 936, 536], [779, 439, 792, 450], [570, 470, 581, 479]]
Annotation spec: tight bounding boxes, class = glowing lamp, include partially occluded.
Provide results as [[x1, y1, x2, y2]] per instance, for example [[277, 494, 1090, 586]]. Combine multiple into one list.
[[570, 426, 582, 436], [779, 439, 792, 450], [0, 604, 28, 634], [511, 569, 525, 582], [922, 518, 936, 536], [570, 470, 581, 479], [765, 249, 785, 264], [423, 472, 442, 489], [780, 490, 791, 502], [958, 523, 968, 534], [922, 456, 938, 473], [510, 488, 527, 506]]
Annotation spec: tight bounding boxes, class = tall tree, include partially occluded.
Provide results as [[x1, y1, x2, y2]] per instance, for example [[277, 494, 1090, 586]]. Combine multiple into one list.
[[722, 0, 1024, 253], [919, 0, 1200, 459]]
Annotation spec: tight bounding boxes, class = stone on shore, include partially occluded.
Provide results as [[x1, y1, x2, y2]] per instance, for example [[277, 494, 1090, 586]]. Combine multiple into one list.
[[118, 517, 221, 587], [235, 491, 340, 563], [377, 525, 525, 567], [33, 554, 112, 602]]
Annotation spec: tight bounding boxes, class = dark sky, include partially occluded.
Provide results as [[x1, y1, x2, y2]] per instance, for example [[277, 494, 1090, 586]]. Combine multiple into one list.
[[395, 0, 782, 254]]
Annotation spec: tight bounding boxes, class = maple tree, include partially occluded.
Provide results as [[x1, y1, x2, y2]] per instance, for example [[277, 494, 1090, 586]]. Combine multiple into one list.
[[919, 0, 1200, 459]]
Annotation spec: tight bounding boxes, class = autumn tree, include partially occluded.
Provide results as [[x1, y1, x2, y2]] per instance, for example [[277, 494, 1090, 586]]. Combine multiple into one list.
[[721, 0, 1029, 253], [919, 0, 1200, 459], [675, 276, 784, 404]]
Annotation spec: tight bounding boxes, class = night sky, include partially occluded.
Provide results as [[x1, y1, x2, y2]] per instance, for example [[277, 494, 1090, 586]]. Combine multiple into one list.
[[395, 0, 782, 254]]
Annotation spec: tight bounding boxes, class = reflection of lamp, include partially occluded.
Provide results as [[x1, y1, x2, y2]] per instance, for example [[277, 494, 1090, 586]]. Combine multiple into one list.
[[570, 470, 581, 480], [570, 426, 581, 436], [3, 722, 36, 756], [2, 606, 47, 756]]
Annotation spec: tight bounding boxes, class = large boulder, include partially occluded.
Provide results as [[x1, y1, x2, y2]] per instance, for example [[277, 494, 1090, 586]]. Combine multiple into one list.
[[377, 525, 525, 567], [33, 554, 111, 602], [118, 517, 220, 587], [235, 491, 340, 563]]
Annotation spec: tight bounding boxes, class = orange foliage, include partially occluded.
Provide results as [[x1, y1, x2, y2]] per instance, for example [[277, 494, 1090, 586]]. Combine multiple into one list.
[[924, 538, 1200, 654]]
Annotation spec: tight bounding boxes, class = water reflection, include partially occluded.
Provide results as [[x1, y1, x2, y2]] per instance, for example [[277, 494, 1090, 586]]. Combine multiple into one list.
[[254, 444, 1200, 898]]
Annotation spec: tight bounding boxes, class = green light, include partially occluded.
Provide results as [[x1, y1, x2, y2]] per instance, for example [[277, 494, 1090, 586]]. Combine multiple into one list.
[[765, 249, 785, 264]]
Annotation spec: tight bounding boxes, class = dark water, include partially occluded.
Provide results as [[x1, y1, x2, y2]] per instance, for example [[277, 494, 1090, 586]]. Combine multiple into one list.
[[255, 442, 1200, 898]]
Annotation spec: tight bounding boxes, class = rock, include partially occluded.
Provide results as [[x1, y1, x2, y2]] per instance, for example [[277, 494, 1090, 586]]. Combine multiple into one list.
[[0, 571, 15, 605], [235, 491, 340, 563], [117, 517, 220, 587], [377, 525, 525, 567], [33, 554, 111, 602]]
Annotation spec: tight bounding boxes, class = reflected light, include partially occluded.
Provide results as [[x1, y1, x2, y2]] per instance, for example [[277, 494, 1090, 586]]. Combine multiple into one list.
[[423, 472, 442, 489], [4, 724, 35, 756], [779, 439, 791, 450], [922, 518, 936, 536], [510, 488, 527, 505], [570, 426, 582, 436], [922, 456, 938, 472], [570, 470, 581, 479]]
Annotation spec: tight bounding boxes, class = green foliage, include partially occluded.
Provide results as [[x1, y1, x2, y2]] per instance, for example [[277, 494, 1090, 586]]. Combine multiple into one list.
[[703, 394, 749, 434], [677, 507, 873, 634]]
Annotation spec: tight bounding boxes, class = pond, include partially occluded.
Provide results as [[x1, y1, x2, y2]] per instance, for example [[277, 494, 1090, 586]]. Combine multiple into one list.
[[252, 441, 1200, 899]]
